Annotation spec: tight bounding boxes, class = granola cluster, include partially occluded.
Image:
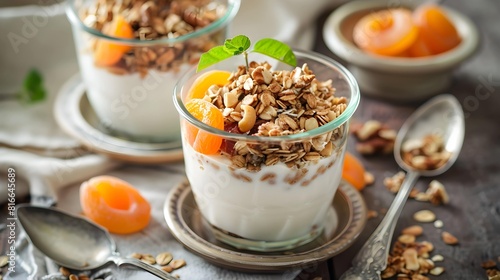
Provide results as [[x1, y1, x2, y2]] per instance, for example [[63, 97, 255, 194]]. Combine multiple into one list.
[[81, 0, 226, 76], [202, 61, 348, 171], [402, 133, 451, 170], [351, 120, 397, 155]]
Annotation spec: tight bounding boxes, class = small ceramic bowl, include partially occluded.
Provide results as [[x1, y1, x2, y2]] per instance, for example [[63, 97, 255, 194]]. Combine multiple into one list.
[[323, 0, 479, 102]]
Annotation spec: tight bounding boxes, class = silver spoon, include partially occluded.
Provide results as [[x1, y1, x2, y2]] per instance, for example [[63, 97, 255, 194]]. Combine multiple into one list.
[[339, 94, 465, 280], [16, 205, 178, 280]]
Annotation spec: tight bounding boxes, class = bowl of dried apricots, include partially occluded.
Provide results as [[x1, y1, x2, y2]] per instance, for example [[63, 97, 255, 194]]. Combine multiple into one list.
[[323, 0, 479, 102]]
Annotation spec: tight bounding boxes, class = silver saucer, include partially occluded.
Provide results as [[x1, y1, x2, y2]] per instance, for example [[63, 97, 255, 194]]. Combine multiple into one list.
[[54, 74, 183, 163], [164, 180, 367, 272]]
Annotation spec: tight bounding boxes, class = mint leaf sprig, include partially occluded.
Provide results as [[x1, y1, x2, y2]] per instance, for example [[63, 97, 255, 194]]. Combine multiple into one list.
[[197, 35, 297, 72], [19, 69, 46, 103]]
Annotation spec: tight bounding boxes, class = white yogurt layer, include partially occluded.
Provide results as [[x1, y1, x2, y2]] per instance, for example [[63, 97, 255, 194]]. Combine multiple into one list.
[[79, 54, 190, 141], [183, 138, 345, 242]]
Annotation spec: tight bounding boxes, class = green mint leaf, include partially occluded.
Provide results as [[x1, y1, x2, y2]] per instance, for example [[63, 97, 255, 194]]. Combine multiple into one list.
[[223, 35, 251, 55], [197, 45, 233, 72], [253, 38, 297, 67], [19, 69, 46, 103]]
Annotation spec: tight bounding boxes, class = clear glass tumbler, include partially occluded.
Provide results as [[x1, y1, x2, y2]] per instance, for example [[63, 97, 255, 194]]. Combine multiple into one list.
[[66, 0, 240, 143], [174, 50, 360, 251]]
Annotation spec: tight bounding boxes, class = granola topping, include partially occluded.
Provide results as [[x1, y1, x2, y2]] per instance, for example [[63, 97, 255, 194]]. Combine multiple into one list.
[[81, 0, 226, 76], [200, 61, 348, 171], [402, 133, 451, 170]]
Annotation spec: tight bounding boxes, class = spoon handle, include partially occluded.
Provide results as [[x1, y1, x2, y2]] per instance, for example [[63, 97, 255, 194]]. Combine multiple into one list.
[[111, 256, 178, 280], [340, 171, 419, 280]]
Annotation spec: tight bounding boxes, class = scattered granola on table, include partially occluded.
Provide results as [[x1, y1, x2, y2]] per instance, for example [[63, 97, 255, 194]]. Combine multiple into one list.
[[351, 120, 397, 155]]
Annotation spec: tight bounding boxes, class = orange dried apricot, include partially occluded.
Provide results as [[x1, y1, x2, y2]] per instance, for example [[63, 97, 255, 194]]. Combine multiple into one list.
[[412, 4, 461, 55], [186, 70, 231, 101], [94, 15, 134, 67], [80, 176, 151, 234], [353, 8, 418, 56], [342, 152, 367, 191], [184, 98, 224, 155]]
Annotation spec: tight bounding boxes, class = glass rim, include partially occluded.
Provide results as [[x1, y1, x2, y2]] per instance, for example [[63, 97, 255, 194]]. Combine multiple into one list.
[[173, 49, 360, 142], [65, 0, 241, 46]]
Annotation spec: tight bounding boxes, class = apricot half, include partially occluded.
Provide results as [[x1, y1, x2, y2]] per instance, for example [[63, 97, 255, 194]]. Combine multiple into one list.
[[353, 8, 418, 56], [412, 4, 461, 55], [184, 99, 224, 155], [80, 176, 151, 234], [342, 152, 367, 191], [94, 15, 134, 67]]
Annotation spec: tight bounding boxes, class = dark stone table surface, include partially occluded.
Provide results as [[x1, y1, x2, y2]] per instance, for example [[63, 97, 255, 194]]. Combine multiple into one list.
[[302, 0, 500, 279]]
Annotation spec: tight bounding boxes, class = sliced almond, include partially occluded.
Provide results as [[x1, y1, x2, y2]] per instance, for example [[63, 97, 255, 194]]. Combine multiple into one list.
[[431, 254, 444, 262], [413, 210, 436, 223], [141, 254, 156, 265], [403, 248, 420, 271], [398, 234, 416, 244], [170, 259, 186, 269], [402, 225, 423, 236], [430, 266, 445, 276], [441, 231, 459, 245], [156, 252, 173, 266]]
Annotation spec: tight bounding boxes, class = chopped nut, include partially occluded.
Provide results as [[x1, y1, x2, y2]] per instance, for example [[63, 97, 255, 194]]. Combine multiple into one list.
[[433, 220, 444, 228], [141, 254, 156, 265], [413, 210, 436, 223], [162, 265, 174, 273], [351, 120, 396, 155], [381, 267, 397, 278], [402, 225, 423, 236], [441, 231, 459, 245], [384, 171, 406, 193], [429, 267, 445, 276], [69, 275, 78, 280], [398, 234, 416, 244], [78, 274, 90, 280], [156, 252, 173, 266], [238, 105, 257, 133], [364, 171, 375, 185], [425, 180, 449, 205], [170, 259, 186, 269], [355, 120, 381, 141], [367, 210, 378, 219], [431, 254, 444, 262], [59, 267, 70, 277], [403, 248, 420, 271], [130, 252, 143, 259], [482, 260, 498, 269]]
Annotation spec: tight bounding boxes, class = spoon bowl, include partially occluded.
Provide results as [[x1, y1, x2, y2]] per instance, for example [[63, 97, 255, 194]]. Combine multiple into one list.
[[16, 205, 177, 280], [340, 94, 465, 280], [395, 94, 465, 176]]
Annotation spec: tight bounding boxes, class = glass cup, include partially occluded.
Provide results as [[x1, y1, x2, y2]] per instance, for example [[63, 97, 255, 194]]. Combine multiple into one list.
[[174, 50, 360, 251], [66, 0, 240, 143]]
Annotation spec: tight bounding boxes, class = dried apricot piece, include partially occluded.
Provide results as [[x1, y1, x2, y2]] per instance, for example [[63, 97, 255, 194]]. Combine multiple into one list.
[[80, 176, 151, 234], [184, 99, 224, 155], [353, 8, 418, 56], [413, 4, 461, 55], [342, 152, 367, 191], [94, 15, 134, 67], [407, 35, 434, 57], [186, 70, 231, 100]]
